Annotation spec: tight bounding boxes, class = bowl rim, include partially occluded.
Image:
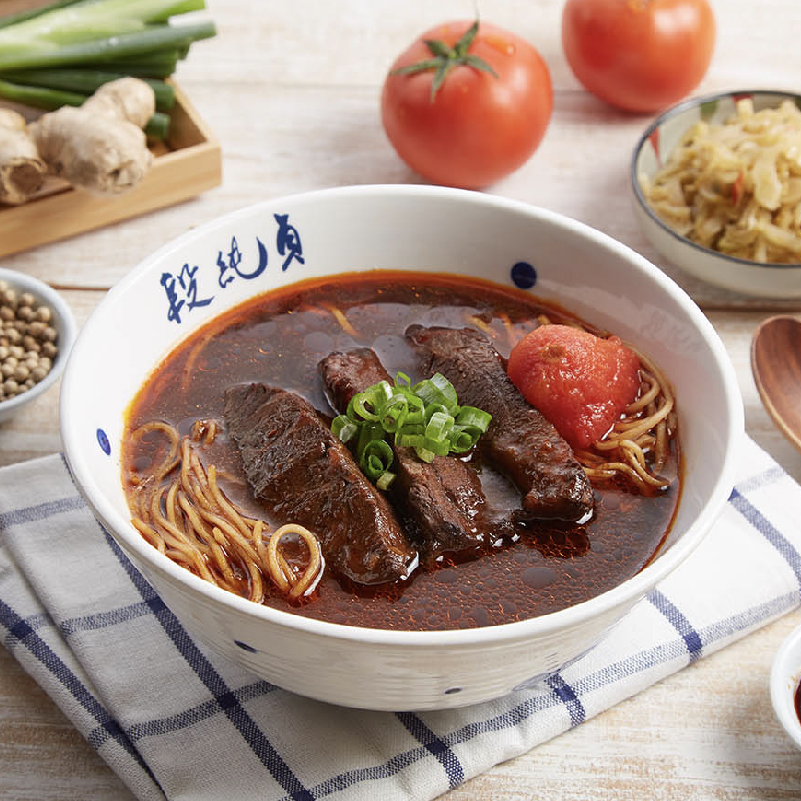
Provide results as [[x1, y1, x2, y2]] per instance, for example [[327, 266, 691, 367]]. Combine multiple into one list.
[[61, 183, 744, 648], [0, 266, 77, 418], [770, 621, 801, 750], [630, 88, 801, 271]]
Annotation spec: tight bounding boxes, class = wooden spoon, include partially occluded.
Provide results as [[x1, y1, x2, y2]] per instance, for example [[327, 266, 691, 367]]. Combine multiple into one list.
[[751, 314, 801, 454]]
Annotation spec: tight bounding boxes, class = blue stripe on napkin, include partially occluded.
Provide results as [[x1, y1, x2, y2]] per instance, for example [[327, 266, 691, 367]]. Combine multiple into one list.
[[0, 495, 85, 528], [648, 589, 704, 661], [730, 488, 801, 588], [545, 672, 586, 726], [395, 711, 465, 787]]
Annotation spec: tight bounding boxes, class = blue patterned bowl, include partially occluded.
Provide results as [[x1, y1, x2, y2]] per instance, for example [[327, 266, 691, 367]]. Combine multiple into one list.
[[60, 185, 742, 710]]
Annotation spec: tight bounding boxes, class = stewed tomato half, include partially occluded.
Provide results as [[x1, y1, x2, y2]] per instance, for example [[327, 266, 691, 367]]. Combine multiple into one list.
[[507, 324, 642, 451]]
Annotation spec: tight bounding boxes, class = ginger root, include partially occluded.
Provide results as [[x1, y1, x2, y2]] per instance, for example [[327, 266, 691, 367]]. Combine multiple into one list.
[[30, 77, 156, 196], [0, 109, 47, 206]]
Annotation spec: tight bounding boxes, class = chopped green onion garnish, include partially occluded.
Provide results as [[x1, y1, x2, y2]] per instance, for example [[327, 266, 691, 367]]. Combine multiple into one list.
[[455, 405, 492, 429], [331, 415, 358, 443], [376, 471, 396, 491], [362, 439, 394, 481], [424, 410, 453, 442], [380, 394, 409, 432], [449, 429, 476, 453], [329, 371, 492, 489], [412, 372, 458, 412]]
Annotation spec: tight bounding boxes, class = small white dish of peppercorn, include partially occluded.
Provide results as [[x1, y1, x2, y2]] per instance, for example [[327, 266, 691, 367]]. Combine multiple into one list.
[[0, 267, 76, 423]]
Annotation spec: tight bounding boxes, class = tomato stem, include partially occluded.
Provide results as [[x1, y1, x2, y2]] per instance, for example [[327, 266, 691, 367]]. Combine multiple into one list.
[[390, 19, 498, 101]]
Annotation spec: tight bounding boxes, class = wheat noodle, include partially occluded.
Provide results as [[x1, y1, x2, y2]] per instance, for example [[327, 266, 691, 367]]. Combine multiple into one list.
[[128, 421, 325, 603]]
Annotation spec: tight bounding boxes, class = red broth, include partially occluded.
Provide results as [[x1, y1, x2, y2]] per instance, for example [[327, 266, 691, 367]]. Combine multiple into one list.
[[122, 272, 680, 631]]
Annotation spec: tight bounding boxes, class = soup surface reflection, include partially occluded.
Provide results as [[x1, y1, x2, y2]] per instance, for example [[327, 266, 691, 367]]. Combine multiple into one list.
[[123, 272, 680, 631]]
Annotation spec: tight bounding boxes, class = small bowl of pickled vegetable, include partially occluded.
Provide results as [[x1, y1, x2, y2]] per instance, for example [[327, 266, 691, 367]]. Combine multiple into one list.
[[771, 621, 801, 751], [0, 267, 76, 423], [632, 89, 801, 298]]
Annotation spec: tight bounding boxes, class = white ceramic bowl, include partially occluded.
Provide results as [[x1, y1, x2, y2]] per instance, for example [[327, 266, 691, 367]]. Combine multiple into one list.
[[0, 267, 76, 423], [631, 89, 801, 298], [771, 622, 801, 750], [60, 185, 743, 710]]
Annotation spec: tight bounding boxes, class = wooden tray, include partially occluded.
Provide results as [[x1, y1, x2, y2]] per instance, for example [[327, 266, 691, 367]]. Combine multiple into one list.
[[0, 83, 222, 258]]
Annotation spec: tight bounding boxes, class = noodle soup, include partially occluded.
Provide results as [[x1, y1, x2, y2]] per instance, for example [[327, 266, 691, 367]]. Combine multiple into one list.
[[122, 272, 680, 632]]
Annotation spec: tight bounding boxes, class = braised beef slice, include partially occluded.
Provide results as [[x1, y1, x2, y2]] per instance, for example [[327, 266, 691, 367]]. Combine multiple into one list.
[[223, 382, 417, 585], [405, 325, 595, 522], [318, 348, 488, 560]]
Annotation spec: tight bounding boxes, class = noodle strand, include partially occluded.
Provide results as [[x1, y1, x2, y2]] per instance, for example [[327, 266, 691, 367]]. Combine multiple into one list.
[[128, 425, 325, 604]]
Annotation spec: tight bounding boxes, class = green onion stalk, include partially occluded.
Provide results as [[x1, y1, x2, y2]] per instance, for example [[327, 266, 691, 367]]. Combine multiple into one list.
[[0, 77, 171, 139], [1, 68, 176, 109], [0, 0, 215, 140]]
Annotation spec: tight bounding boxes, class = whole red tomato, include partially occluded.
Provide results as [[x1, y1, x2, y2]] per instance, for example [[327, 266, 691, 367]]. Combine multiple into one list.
[[562, 0, 715, 113], [381, 20, 553, 189]]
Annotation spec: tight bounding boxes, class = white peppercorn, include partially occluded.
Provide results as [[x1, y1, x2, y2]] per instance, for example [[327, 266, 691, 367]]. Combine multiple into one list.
[[4, 327, 21, 344], [27, 320, 46, 337], [0, 280, 59, 404]]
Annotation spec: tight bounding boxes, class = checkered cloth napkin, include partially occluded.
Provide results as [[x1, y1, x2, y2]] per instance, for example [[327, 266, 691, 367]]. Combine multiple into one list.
[[1, 433, 800, 801]]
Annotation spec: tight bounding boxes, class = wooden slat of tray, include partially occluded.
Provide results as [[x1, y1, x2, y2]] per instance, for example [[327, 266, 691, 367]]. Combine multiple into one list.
[[0, 84, 222, 258]]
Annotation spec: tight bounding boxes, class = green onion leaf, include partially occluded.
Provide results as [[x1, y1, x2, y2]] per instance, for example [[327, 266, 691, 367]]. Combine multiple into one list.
[[331, 415, 358, 443], [449, 428, 476, 453], [379, 394, 408, 433], [361, 439, 394, 481], [412, 372, 458, 412], [424, 410, 454, 443], [455, 404, 492, 430], [350, 390, 379, 422], [376, 471, 395, 491]]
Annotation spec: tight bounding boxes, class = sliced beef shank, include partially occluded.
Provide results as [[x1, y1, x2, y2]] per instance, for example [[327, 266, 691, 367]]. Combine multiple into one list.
[[405, 325, 595, 522], [318, 348, 489, 561], [223, 382, 417, 585]]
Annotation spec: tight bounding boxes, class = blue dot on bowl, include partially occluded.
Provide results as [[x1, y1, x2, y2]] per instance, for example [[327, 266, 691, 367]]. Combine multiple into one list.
[[444, 687, 462, 695], [96, 428, 110, 455], [511, 261, 537, 289], [234, 640, 258, 653]]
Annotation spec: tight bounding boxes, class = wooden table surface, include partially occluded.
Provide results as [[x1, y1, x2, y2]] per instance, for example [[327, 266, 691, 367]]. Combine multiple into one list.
[[2, 1, 801, 798]]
